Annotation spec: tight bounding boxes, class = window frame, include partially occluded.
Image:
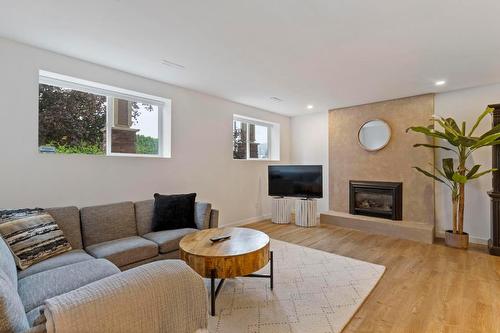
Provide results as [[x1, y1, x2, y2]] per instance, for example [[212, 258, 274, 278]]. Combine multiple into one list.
[[233, 114, 280, 161], [38, 70, 171, 158]]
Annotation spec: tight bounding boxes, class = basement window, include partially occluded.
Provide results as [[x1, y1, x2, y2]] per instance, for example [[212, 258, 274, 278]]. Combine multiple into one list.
[[233, 115, 280, 160], [38, 70, 171, 158]]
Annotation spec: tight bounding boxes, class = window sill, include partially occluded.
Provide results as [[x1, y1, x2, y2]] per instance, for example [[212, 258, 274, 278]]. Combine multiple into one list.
[[233, 158, 280, 162], [108, 153, 171, 159], [39, 152, 171, 159]]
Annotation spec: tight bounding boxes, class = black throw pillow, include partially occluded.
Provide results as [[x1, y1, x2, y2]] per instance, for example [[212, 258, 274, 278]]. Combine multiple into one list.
[[152, 193, 197, 231]]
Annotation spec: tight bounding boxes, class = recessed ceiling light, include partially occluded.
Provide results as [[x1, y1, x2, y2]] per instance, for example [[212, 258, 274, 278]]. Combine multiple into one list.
[[160, 59, 186, 70], [435, 80, 446, 86], [307, 105, 314, 110], [270, 96, 283, 103]]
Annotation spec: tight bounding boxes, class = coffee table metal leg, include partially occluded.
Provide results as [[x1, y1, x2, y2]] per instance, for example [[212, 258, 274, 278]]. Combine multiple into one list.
[[244, 250, 274, 290], [211, 251, 274, 316], [210, 269, 225, 316], [210, 269, 216, 316], [270, 250, 274, 290]]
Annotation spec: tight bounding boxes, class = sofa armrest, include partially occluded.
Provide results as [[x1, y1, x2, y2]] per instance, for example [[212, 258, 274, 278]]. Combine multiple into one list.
[[43, 260, 208, 333], [209, 209, 219, 229], [194, 202, 212, 230]]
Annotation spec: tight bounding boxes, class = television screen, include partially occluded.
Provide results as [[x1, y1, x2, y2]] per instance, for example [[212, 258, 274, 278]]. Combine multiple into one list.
[[268, 165, 323, 198]]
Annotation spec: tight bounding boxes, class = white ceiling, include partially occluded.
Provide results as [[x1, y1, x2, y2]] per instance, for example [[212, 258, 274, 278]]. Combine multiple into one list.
[[1, 0, 500, 116]]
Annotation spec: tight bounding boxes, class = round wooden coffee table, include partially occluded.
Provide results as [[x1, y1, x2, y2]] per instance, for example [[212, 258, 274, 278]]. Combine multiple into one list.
[[179, 227, 273, 316]]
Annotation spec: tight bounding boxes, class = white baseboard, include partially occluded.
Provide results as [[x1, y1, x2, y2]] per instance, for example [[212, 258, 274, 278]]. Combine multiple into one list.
[[434, 230, 489, 245], [221, 214, 272, 227]]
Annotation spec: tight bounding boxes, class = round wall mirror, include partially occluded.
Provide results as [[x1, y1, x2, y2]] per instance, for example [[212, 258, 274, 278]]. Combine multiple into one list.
[[358, 119, 391, 151]]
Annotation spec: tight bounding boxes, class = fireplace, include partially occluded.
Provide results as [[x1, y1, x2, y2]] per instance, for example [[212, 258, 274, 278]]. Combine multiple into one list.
[[349, 181, 402, 220]]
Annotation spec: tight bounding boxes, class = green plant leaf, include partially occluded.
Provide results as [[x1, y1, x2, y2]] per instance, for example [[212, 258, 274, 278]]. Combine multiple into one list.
[[452, 172, 468, 184], [434, 117, 460, 137], [442, 158, 455, 180], [471, 132, 500, 149], [407, 126, 447, 138], [413, 167, 446, 184], [447, 118, 462, 134], [433, 118, 460, 146], [461, 121, 466, 136], [413, 143, 453, 151], [406, 126, 428, 134], [466, 165, 481, 178], [480, 123, 500, 139], [469, 106, 494, 136], [433, 166, 447, 179], [480, 139, 500, 148], [407, 126, 459, 147], [455, 135, 478, 147], [429, 164, 455, 190], [469, 168, 497, 179]]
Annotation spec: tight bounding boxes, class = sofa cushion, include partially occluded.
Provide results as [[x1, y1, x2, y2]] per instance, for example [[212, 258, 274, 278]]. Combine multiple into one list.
[[135, 199, 155, 235], [46, 206, 83, 249], [209, 209, 219, 228], [152, 193, 197, 231], [85, 236, 158, 267], [0, 271, 29, 333], [18, 259, 119, 312], [17, 249, 94, 280], [194, 202, 212, 230], [120, 250, 180, 270], [0, 208, 73, 270], [0, 236, 17, 288], [80, 201, 137, 247], [142, 228, 198, 254]]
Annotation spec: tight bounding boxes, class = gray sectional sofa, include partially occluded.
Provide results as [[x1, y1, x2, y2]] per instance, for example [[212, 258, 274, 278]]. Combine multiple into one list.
[[0, 199, 218, 333]]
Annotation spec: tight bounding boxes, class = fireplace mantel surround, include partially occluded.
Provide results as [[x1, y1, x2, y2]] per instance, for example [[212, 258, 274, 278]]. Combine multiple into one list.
[[321, 94, 435, 244]]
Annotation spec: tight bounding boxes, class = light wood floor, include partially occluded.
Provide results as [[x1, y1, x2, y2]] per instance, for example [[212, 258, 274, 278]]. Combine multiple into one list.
[[246, 220, 500, 333]]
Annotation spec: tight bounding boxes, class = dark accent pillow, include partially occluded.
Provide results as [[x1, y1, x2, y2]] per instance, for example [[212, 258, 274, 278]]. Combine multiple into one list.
[[152, 193, 197, 231]]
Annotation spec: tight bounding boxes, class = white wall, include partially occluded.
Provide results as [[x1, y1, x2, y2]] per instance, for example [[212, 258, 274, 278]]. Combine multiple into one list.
[[290, 112, 329, 212], [2, 36, 496, 242], [434, 85, 500, 244], [0, 38, 291, 226]]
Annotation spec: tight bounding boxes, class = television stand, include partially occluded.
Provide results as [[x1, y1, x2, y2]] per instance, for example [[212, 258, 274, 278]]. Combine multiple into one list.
[[271, 197, 292, 224], [295, 198, 318, 227]]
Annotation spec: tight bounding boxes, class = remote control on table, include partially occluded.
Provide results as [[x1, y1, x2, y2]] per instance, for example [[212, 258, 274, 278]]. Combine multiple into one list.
[[210, 235, 231, 242]]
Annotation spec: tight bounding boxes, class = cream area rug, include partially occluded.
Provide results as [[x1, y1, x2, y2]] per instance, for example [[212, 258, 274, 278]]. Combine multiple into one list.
[[206, 239, 385, 333]]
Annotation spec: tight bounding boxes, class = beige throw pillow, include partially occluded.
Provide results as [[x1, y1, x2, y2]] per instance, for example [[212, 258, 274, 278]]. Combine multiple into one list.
[[0, 208, 72, 270]]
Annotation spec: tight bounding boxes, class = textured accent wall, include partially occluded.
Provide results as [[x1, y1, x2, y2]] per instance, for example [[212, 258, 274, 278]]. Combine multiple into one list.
[[329, 94, 435, 224]]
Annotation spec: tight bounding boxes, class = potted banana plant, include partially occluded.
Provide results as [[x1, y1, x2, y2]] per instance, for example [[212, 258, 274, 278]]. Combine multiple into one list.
[[407, 107, 500, 248]]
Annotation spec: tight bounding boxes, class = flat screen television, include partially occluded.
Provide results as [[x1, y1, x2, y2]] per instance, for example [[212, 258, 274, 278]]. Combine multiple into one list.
[[268, 165, 323, 198]]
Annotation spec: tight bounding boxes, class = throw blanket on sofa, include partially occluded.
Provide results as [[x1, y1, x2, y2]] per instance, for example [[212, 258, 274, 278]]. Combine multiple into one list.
[[41, 260, 208, 333]]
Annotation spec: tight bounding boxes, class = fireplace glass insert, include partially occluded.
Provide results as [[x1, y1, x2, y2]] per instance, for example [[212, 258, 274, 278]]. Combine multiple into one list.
[[349, 181, 402, 220]]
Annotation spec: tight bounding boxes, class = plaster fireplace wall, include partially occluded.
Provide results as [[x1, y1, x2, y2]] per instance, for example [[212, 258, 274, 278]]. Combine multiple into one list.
[[323, 94, 435, 242]]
